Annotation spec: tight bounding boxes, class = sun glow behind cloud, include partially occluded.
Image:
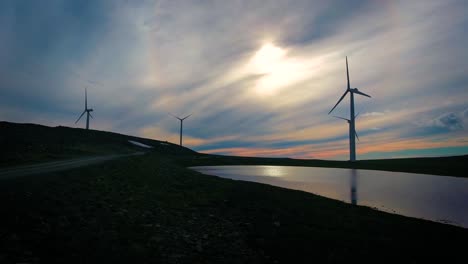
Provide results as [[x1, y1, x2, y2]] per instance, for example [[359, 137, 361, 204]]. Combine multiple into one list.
[[245, 43, 326, 97], [250, 43, 287, 75]]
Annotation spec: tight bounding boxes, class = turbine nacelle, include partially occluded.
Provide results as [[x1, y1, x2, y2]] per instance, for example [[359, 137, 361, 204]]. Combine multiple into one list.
[[170, 113, 191, 121], [328, 88, 371, 114], [350, 88, 371, 98], [328, 56, 372, 115]]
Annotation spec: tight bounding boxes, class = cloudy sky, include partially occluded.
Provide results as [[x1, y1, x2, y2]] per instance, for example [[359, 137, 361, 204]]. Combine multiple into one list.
[[1, 0, 467, 160]]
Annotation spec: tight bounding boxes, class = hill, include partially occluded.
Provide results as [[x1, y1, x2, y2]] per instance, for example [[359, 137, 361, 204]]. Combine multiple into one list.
[[0, 121, 194, 167]]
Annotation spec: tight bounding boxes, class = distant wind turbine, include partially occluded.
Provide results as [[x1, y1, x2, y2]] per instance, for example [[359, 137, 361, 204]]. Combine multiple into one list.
[[170, 113, 192, 146], [75, 88, 94, 130], [328, 57, 371, 161], [333, 113, 360, 142]]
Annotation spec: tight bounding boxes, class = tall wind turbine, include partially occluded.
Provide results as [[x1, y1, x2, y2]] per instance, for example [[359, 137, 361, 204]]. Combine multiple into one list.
[[170, 113, 191, 146], [328, 57, 371, 161], [75, 88, 94, 130]]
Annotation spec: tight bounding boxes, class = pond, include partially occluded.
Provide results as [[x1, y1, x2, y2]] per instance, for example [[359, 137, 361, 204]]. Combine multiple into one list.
[[190, 165, 468, 228]]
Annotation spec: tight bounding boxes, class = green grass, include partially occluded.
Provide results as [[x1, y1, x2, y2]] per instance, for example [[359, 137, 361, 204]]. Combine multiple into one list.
[[1, 153, 467, 263]]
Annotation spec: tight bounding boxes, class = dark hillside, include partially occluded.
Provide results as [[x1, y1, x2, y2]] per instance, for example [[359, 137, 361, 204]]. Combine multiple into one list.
[[0, 121, 194, 167]]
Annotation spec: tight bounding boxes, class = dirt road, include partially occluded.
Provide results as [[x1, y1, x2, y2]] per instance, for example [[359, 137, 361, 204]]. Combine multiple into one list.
[[0, 152, 144, 179]]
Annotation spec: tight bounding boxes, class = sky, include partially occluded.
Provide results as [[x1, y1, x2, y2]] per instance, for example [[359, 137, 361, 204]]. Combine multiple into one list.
[[1, 0, 467, 160]]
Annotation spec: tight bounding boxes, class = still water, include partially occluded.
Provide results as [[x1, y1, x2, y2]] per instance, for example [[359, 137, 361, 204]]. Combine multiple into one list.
[[190, 165, 468, 228]]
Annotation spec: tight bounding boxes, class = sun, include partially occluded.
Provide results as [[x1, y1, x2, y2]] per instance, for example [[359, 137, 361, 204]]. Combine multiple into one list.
[[247, 43, 302, 96], [250, 43, 286, 74]]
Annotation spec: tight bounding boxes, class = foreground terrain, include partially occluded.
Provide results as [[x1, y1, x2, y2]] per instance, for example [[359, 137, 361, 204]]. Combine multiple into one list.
[[1, 122, 467, 263]]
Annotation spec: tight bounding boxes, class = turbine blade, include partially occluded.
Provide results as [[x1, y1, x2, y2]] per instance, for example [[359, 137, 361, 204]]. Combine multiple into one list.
[[169, 113, 182, 120], [354, 89, 371, 98], [333, 116, 349, 121], [346, 56, 350, 90], [355, 130, 360, 141], [328, 90, 348, 114], [181, 114, 192, 120], [75, 111, 86, 124], [355, 112, 360, 119], [89, 112, 94, 119]]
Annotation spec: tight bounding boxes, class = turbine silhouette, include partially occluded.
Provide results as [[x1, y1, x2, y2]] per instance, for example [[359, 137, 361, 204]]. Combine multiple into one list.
[[75, 88, 94, 130], [170, 113, 192, 146], [333, 113, 360, 142], [328, 57, 371, 161]]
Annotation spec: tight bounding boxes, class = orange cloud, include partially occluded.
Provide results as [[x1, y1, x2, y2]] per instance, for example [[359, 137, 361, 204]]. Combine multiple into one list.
[[201, 133, 468, 160]]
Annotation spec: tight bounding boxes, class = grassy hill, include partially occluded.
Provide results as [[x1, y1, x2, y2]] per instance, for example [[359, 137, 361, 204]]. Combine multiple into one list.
[[0, 121, 194, 167]]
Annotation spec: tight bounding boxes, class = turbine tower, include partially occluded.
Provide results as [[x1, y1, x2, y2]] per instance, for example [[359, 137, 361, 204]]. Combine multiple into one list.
[[328, 57, 371, 161], [75, 88, 94, 130], [170, 113, 191, 146]]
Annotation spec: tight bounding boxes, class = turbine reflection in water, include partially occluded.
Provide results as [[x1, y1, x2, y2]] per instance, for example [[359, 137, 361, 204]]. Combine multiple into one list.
[[350, 169, 358, 205]]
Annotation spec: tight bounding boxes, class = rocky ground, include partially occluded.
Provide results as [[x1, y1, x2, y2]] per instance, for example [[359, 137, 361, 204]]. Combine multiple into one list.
[[1, 153, 467, 263]]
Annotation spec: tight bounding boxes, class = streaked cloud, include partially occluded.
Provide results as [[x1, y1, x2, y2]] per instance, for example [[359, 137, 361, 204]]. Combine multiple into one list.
[[362, 112, 386, 117], [419, 109, 468, 132]]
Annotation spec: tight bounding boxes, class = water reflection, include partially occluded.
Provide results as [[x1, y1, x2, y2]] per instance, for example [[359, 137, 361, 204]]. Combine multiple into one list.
[[350, 169, 357, 205], [261, 166, 286, 178], [191, 165, 468, 228]]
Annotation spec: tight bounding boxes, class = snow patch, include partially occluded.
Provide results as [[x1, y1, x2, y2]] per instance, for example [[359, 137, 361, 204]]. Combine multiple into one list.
[[128, 140, 153, 149]]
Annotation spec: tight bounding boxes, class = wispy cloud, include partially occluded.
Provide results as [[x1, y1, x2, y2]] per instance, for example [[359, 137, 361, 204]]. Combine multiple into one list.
[[419, 109, 468, 132], [362, 111, 386, 117], [0, 0, 467, 159]]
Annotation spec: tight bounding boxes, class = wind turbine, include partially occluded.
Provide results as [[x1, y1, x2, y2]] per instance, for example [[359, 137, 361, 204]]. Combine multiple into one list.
[[328, 57, 371, 161], [75, 88, 94, 130], [333, 113, 360, 142], [170, 113, 192, 146]]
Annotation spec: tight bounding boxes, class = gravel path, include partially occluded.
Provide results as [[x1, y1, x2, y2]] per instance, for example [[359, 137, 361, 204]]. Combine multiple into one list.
[[0, 152, 144, 179]]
